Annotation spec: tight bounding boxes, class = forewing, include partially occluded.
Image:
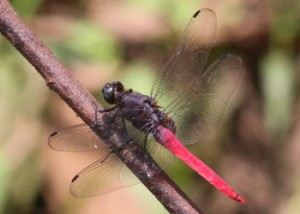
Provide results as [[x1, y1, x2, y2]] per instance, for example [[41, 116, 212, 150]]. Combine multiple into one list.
[[151, 8, 216, 108], [48, 124, 106, 152], [151, 8, 242, 144]]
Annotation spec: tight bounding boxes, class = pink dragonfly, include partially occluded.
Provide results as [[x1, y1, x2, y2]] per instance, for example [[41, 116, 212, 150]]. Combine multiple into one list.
[[49, 8, 245, 203]]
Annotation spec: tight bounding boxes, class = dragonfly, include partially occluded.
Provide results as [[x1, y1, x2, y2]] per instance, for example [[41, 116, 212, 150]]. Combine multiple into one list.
[[49, 8, 245, 203]]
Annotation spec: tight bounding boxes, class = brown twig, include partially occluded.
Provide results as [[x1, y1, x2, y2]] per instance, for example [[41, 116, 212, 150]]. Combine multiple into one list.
[[0, 1, 203, 213]]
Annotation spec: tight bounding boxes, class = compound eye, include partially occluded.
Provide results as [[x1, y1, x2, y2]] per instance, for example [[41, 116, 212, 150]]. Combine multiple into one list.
[[113, 81, 124, 93], [102, 83, 115, 104]]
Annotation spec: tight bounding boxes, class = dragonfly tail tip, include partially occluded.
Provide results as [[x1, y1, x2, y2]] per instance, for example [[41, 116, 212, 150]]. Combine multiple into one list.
[[235, 195, 246, 204]]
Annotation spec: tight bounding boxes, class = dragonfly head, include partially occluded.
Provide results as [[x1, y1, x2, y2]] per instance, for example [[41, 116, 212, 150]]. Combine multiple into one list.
[[102, 81, 125, 104]]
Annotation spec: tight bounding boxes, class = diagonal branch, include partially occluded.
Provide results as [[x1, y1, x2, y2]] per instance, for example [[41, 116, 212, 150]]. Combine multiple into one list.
[[0, 1, 203, 213]]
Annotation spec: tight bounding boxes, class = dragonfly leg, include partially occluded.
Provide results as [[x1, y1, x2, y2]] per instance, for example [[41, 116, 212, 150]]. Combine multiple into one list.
[[93, 103, 118, 126], [98, 106, 117, 113]]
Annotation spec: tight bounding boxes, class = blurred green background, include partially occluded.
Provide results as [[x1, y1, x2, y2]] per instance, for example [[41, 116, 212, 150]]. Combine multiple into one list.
[[1, 0, 300, 213]]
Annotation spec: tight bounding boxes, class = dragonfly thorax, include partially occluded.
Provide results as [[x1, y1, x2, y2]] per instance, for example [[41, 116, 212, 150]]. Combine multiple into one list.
[[102, 81, 176, 136], [119, 91, 176, 135]]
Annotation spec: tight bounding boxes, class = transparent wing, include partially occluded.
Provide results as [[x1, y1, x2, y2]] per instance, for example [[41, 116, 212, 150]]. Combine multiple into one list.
[[54, 119, 174, 197], [172, 54, 243, 144], [150, 8, 242, 144], [48, 124, 106, 151], [151, 8, 216, 107], [70, 134, 174, 197], [125, 121, 176, 169], [70, 154, 140, 197]]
